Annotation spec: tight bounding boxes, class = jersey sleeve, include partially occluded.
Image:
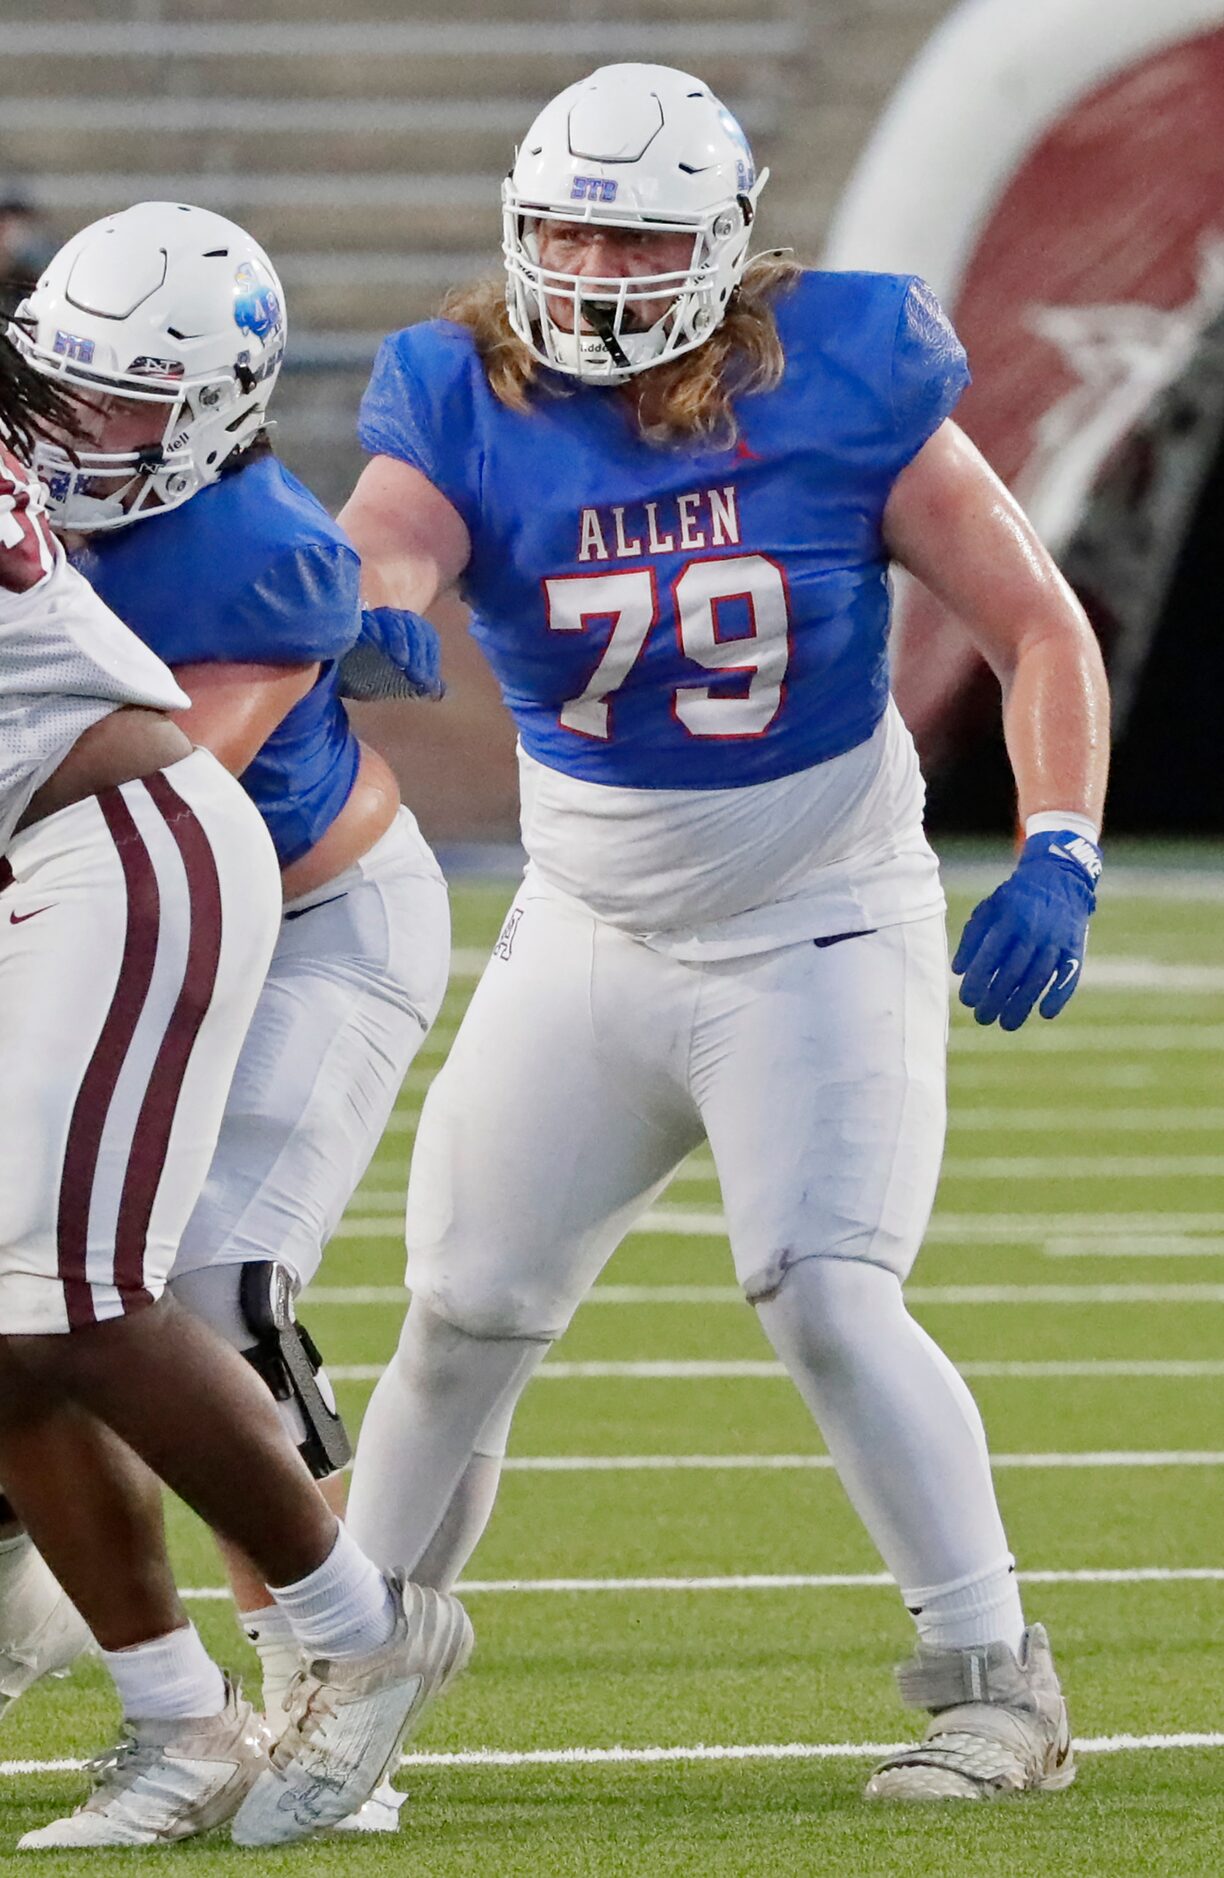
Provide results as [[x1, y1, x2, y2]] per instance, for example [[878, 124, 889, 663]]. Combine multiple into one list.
[[357, 323, 483, 534], [209, 540, 363, 666], [889, 277, 970, 460], [0, 442, 58, 593]]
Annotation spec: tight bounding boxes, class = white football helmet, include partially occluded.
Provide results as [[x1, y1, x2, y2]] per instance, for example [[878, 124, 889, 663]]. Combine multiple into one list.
[[503, 63, 768, 382], [9, 201, 286, 531]]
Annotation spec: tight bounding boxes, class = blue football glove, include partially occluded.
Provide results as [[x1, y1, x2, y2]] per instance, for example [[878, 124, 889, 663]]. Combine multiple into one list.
[[952, 830, 1101, 1030], [337, 605, 444, 702]]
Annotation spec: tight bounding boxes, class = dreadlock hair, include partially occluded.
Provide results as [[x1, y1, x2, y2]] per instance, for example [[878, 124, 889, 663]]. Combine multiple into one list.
[[0, 330, 80, 461], [441, 251, 803, 451]]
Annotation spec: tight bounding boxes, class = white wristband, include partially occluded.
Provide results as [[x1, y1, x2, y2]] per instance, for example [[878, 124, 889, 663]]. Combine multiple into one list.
[[1024, 811, 1101, 846]]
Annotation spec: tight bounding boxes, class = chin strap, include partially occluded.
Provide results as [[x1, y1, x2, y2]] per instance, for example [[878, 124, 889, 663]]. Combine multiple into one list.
[[579, 300, 632, 371]]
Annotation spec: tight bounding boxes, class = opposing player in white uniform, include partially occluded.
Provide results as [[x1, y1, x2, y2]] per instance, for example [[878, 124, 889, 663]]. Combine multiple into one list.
[[0, 334, 471, 1847], [12, 204, 452, 1808], [338, 66, 1110, 1800]]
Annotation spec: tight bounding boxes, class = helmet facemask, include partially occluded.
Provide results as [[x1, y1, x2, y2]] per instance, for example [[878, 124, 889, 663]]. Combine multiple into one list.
[[9, 357, 263, 532], [503, 195, 760, 384]]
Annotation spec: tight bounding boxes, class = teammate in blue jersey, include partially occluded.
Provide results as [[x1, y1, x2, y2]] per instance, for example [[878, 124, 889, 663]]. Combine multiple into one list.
[[13, 203, 455, 1796], [339, 65, 1109, 1800]]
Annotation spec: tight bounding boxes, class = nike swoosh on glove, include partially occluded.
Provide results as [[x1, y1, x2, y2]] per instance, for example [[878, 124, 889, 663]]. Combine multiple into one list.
[[337, 606, 445, 701], [952, 831, 1101, 1030]]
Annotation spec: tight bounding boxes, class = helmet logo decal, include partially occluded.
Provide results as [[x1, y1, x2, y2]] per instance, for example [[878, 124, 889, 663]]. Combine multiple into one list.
[[718, 109, 755, 191], [127, 355, 186, 380], [53, 330, 95, 364], [571, 176, 619, 202], [232, 261, 282, 341]]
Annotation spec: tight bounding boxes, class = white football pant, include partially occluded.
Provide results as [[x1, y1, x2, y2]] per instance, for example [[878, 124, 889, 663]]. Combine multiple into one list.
[[171, 806, 449, 1293], [0, 750, 280, 1334], [349, 885, 1022, 1642]]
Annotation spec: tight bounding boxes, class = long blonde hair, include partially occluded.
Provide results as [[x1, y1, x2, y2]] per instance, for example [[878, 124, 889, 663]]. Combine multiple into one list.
[[441, 252, 803, 450]]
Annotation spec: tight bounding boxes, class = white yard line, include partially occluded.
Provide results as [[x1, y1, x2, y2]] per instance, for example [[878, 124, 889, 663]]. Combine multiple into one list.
[[305, 1281, 1224, 1304], [328, 1359, 1224, 1382], [946, 1108, 1224, 1132], [493, 1452, 1224, 1472], [925, 1213, 1224, 1240], [1044, 1238, 1224, 1258], [3, 1733, 1221, 1777], [335, 1209, 1224, 1244], [397, 1732, 1224, 1767], [446, 1567, 1224, 1591], [949, 1025, 1224, 1053], [174, 1564, 1224, 1600], [940, 1156, 1224, 1178]]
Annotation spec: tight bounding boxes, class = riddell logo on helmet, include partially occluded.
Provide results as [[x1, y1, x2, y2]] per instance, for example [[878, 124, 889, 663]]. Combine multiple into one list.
[[571, 176, 618, 203], [127, 356, 186, 380]]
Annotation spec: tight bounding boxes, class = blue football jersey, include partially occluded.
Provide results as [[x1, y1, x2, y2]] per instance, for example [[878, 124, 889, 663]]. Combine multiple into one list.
[[74, 455, 363, 865], [358, 269, 969, 789]]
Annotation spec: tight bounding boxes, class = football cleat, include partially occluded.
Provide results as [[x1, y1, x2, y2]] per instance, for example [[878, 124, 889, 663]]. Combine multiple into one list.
[[18, 1680, 271, 1847], [255, 1634, 408, 1836], [865, 1624, 1075, 1800], [231, 1574, 473, 1845], [0, 1541, 93, 1722], [330, 1776, 409, 1833]]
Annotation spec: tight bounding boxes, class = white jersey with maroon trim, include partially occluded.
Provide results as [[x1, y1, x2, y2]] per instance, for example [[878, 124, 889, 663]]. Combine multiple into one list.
[[0, 438, 187, 853]]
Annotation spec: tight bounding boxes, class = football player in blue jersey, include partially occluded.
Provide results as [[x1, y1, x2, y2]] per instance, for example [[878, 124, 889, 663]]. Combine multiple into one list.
[[338, 64, 1109, 1800], [12, 202, 454, 1809]]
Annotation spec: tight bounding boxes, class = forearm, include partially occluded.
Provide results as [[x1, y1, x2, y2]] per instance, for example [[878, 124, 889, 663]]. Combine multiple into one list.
[[999, 620, 1110, 832], [337, 456, 470, 614]]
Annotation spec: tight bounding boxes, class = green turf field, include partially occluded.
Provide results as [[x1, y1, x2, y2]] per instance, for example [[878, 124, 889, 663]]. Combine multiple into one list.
[[4, 852, 1222, 1874]]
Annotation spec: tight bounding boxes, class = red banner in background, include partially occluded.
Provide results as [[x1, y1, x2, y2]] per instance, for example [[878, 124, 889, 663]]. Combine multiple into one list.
[[824, 1, 1224, 786]]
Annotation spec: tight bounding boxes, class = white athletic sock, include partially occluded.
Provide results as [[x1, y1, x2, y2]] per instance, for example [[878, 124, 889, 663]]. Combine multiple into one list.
[[346, 1299, 548, 1582], [239, 1603, 301, 1735], [269, 1522, 396, 1659], [102, 1624, 226, 1722], [902, 1558, 1027, 1655], [755, 1259, 1025, 1633]]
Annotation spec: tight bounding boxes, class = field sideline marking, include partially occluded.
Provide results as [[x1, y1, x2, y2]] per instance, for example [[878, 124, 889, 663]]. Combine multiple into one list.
[[306, 1281, 1224, 1303], [328, 1358, 1224, 1382], [3, 1734, 1221, 1778]]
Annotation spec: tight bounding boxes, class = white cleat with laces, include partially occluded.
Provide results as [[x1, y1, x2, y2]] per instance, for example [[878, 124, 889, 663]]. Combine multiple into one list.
[[865, 1624, 1075, 1800], [18, 1680, 271, 1847], [231, 1573, 473, 1845]]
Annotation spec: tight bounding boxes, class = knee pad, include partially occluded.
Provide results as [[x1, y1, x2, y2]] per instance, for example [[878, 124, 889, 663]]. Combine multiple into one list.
[[170, 1261, 351, 1480]]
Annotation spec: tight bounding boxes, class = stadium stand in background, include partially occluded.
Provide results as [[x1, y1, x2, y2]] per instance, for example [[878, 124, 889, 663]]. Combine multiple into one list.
[[0, 2, 953, 839], [0, 0, 951, 511]]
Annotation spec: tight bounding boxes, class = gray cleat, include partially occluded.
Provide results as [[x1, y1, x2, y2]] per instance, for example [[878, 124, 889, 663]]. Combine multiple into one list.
[[231, 1573, 473, 1845], [865, 1623, 1075, 1800]]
